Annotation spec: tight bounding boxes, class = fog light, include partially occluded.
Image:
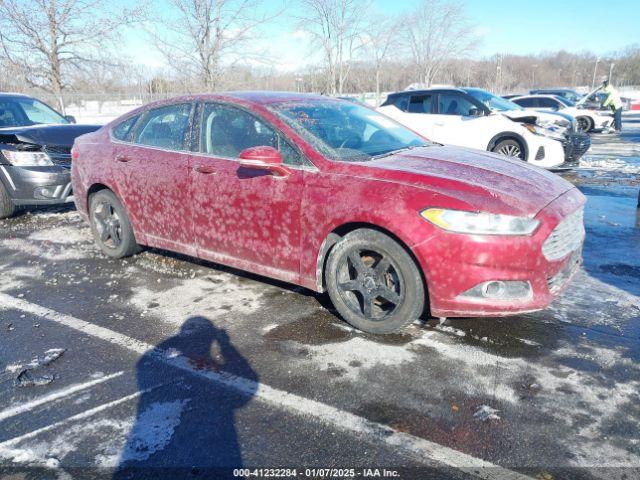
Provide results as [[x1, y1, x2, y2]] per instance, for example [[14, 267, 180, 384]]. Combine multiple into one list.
[[34, 186, 61, 199], [459, 280, 532, 301]]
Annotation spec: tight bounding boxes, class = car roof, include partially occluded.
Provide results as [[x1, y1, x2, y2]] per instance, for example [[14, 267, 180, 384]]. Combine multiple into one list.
[[531, 88, 577, 93], [387, 87, 466, 97], [158, 91, 336, 107], [0, 92, 33, 100]]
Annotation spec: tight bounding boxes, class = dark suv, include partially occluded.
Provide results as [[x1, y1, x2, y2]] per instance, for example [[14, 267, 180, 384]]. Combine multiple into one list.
[[0, 93, 100, 218]]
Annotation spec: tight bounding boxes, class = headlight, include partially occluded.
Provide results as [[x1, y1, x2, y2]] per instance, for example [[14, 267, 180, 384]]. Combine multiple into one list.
[[421, 208, 540, 235], [523, 123, 564, 141], [1, 150, 54, 166]]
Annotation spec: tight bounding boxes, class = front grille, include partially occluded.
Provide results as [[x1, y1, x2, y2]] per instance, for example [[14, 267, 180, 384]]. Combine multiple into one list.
[[542, 207, 585, 261], [43, 145, 72, 168], [562, 133, 591, 163], [547, 248, 582, 293]]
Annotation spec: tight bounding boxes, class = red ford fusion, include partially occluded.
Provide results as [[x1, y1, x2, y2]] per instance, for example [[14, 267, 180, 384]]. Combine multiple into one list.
[[71, 92, 585, 334]]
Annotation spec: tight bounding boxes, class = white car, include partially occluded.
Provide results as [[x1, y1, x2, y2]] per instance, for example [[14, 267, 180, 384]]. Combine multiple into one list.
[[378, 87, 567, 169], [510, 94, 614, 133]]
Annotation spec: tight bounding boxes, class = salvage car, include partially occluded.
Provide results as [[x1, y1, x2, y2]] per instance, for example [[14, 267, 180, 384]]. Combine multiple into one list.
[[0, 93, 100, 218], [378, 87, 573, 169], [511, 94, 613, 133], [72, 93, 585, 334]]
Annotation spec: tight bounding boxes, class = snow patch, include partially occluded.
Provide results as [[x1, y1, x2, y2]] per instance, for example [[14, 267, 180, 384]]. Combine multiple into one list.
[[304, 337, 415, 380]]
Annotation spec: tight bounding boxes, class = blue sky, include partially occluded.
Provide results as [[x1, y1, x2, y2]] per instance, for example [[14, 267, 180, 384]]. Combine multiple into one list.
[[124, 0, 639, 71]]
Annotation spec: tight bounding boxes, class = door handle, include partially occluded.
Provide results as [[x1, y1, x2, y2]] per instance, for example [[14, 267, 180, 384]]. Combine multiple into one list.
[[115, 155, 132, 163], [193, 165, 217, 174], [434, 122, 444, 126]]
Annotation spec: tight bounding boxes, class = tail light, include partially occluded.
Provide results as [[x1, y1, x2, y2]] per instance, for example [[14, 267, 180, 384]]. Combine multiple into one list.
[[71, 146, 79, 161]]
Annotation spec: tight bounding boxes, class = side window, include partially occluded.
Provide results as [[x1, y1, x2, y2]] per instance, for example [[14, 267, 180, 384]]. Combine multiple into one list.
[[538, 98, 559, 109], [200, 103, 307, 167], [112, 115, 140, 142], [438, 93, 477, 116], [394, 96, 409, 112], [408, 95, 432, 114], [516, 98, 537, 108], [134, 104, 192, 151]]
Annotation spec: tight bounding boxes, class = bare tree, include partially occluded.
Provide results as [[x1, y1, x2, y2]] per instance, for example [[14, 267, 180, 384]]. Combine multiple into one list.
[[299, 0, 369, 95], [150, 0, 279, 90], [402, 0, 476, 87], [359, 14, 399, 104], [0, 0, 144, 112]]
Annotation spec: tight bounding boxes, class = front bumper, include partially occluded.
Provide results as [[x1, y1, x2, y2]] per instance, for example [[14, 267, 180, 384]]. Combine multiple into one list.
[[0, 164, 73, 206], [413, 188, 586, 318], [525, 134, 565, 169]]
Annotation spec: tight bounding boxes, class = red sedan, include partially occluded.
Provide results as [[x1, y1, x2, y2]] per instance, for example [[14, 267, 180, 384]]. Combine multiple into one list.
[[71, 92, 585, 334]]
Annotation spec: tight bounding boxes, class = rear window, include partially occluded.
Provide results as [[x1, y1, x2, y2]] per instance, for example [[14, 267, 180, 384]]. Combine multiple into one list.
[[112, 115, 140, 142]]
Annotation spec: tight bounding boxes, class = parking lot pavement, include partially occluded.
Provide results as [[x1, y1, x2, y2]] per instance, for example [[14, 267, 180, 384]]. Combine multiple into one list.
[[1, 118, 639, 479]]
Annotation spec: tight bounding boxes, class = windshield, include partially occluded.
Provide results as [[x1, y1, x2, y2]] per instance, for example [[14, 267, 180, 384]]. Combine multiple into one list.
[[0, 97, 68, 127], [462, 88, 523, 112], [270, 100, 430, 162]]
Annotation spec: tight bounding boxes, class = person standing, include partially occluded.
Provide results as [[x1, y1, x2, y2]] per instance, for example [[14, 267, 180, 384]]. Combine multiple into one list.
[[600, 77, 623, 132]]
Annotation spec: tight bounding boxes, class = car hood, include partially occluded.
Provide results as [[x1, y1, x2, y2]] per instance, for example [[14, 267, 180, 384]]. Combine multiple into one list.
[[357, 145, 575, 216], [0, 124, 101, 147]]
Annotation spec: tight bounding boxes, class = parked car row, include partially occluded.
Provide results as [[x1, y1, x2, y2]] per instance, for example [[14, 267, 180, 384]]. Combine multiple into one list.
[[2, 91, 586, 335], [378, 87, 591, 169]]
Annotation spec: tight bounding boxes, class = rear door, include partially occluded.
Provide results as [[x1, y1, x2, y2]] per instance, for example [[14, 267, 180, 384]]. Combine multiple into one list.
[[191, 102, 308, 278], [112, 102, 195, 251]]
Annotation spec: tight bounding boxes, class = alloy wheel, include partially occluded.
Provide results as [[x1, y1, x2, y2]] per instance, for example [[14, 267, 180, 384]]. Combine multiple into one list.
[[336, 248, 404, 320], [93, 201, 123, 249], [498, 144, 522, 158], [577, 117, 590, 133]]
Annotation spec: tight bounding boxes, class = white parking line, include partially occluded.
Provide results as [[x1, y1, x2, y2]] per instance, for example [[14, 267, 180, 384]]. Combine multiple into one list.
[[0, 389, 149, 448], [0, 293, 533, 480], [0, 371, 123, 422]]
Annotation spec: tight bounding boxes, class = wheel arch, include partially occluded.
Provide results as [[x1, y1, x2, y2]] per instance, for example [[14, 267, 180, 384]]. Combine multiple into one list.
[[315, 222, 429, 311], [487, 132, 529, 161]]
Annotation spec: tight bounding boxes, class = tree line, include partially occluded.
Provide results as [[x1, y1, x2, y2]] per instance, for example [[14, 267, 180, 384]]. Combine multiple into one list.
[[1, 0, 639, 111]]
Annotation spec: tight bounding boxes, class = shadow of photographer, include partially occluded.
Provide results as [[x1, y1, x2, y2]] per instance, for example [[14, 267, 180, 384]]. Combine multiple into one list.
[[113, 316, 258, 479]]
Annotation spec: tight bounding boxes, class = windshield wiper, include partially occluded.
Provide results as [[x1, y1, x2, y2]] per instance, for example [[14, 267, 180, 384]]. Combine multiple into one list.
[[373, 145, 425, 160]]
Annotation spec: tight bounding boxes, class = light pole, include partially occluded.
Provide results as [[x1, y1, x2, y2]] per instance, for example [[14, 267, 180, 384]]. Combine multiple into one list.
[[609, 63, 615, 83], [591, 57, 600, 89], [532, 64, 538, 88]]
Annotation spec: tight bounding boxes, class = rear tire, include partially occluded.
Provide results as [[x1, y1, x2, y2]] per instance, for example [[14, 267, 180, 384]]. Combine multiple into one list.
[[492, 138, 525, 160], [0, 183, 16, 220], [89, 189, 140, 258], [325, 229, 425, 334]]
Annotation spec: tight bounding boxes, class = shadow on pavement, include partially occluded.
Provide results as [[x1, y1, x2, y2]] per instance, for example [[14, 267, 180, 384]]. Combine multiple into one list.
[[113, 316, 258, 479]]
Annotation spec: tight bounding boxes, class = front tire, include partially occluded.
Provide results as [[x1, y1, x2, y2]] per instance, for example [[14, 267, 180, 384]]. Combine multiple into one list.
[[492, 138, 525, 160], [325, 229, 425, 334], [89, 190, 140, 258], [0, 182, 16, 220], [576, 116, 593, 133]]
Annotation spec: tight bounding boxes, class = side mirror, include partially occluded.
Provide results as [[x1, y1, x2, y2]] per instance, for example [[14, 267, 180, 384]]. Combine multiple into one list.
[[238, 146, 288, 177], [468, 108, 482, 117], [64, 115, 76, 124]]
